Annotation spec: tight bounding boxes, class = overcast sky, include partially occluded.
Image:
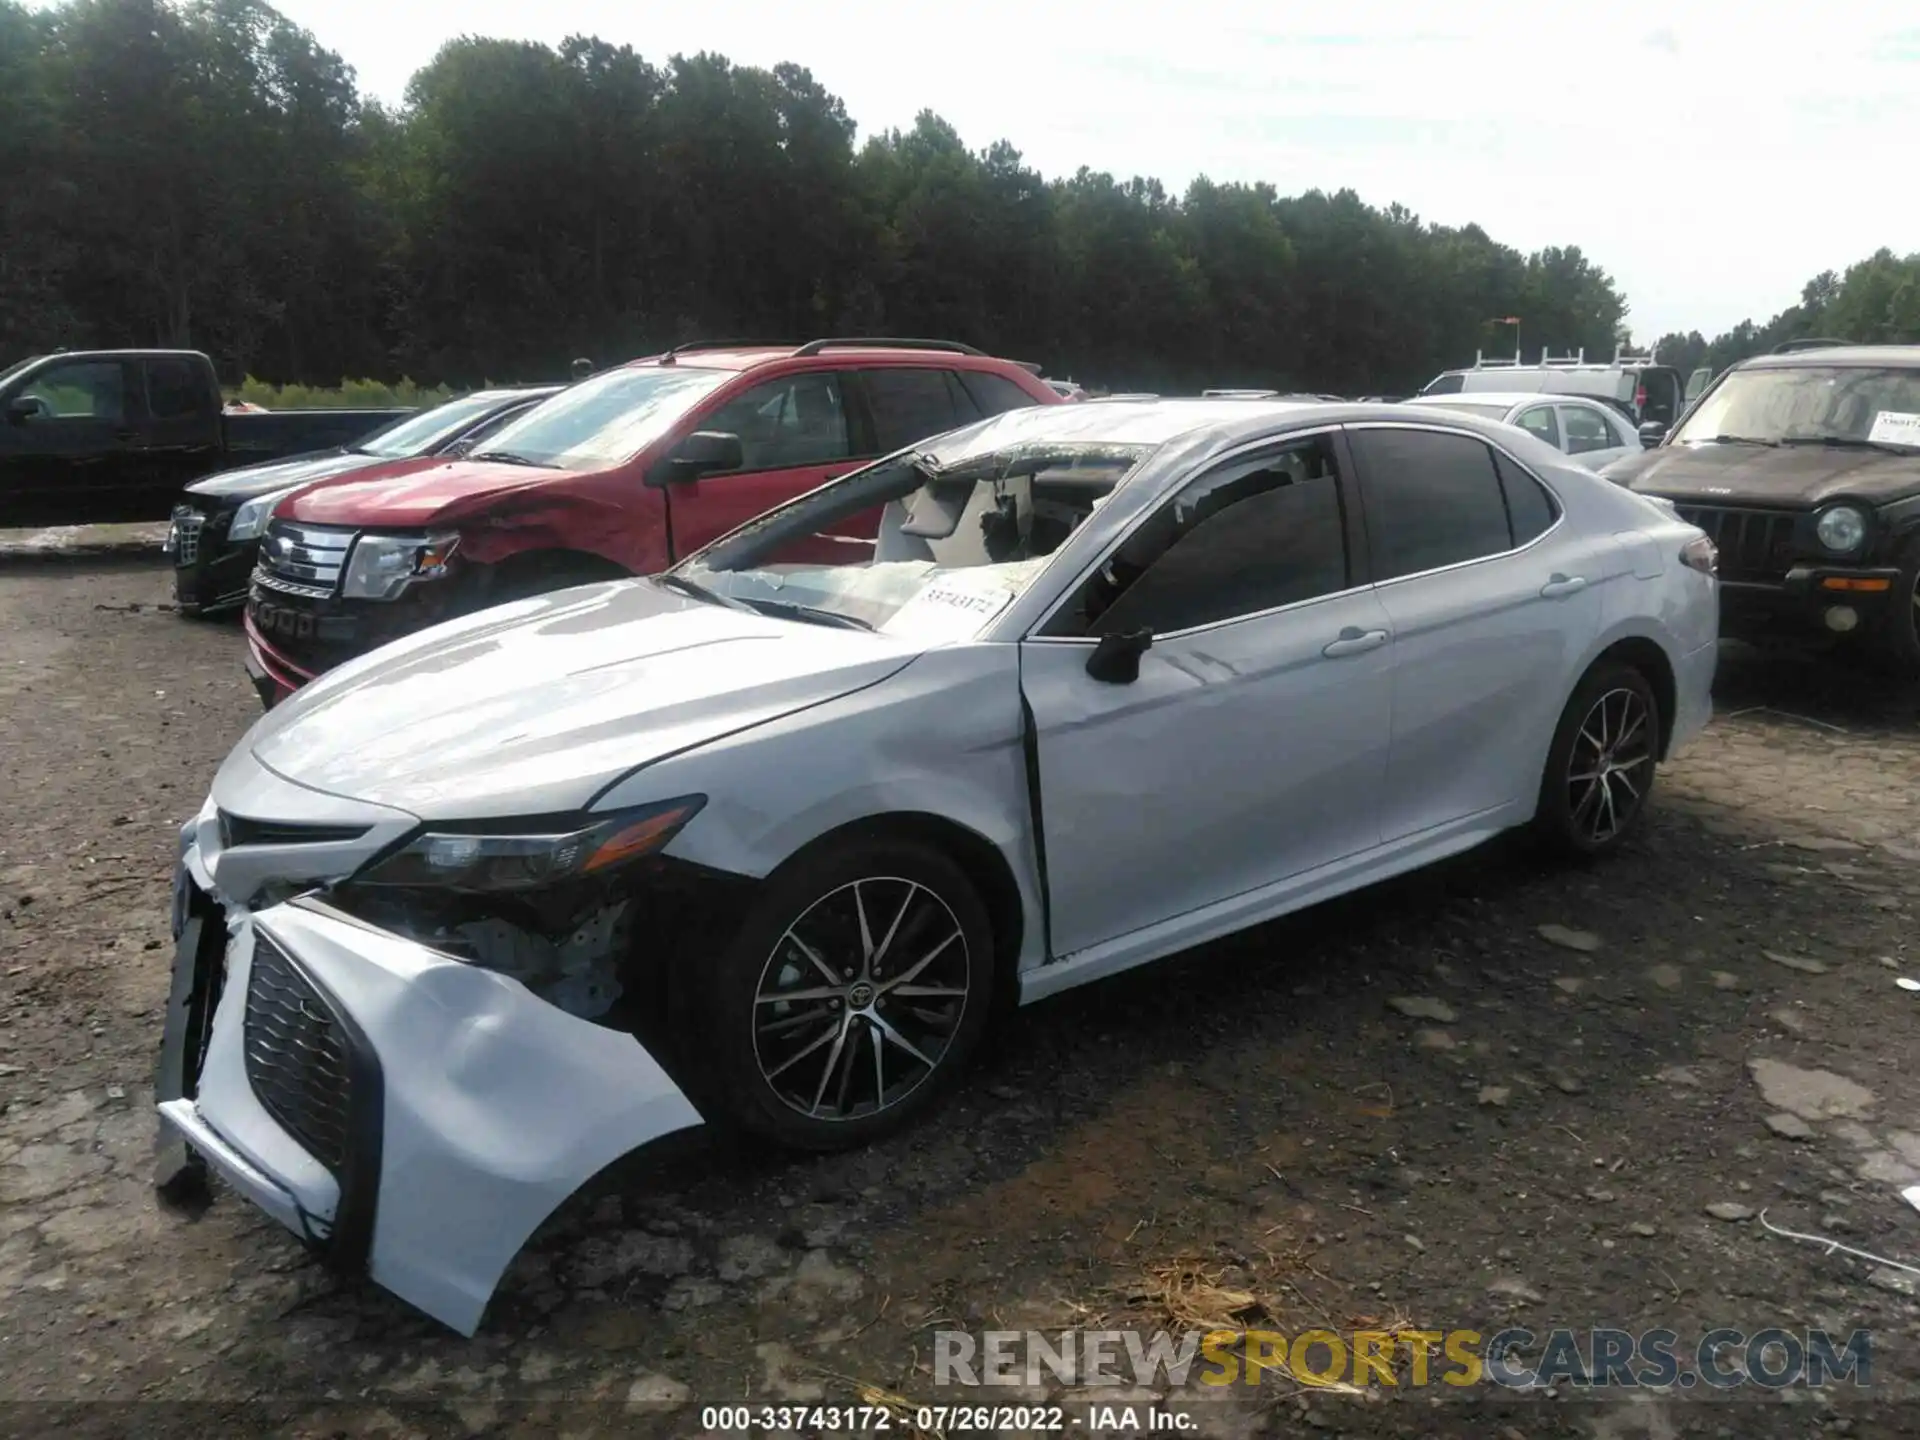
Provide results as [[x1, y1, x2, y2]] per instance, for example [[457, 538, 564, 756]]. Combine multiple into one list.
[[265, 0, 1918, 346]]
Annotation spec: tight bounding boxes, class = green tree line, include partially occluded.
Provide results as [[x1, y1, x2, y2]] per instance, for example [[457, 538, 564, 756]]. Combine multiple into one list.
[[12, 0, 1899, 401], [1652, 249, 1920, 383]]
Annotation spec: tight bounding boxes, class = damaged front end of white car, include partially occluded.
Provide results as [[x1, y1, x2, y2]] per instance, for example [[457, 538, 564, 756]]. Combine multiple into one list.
[[153, 576, 923, 1335], [153, 784, 736, 1335]]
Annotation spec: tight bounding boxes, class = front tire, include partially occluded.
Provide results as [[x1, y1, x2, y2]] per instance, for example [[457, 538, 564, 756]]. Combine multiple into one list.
[[1533, 661, 1662, 857], [1867, 532, 1920, 680], [676, 836, 996, 1151]]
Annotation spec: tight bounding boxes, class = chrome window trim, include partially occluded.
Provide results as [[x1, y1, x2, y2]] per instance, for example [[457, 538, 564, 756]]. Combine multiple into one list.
[[1021, 578, 1378, 648]]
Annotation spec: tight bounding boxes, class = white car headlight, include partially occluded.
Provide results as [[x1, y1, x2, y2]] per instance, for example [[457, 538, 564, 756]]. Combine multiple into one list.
[[1815, 505, 1867, 554], [341, 532, 461, 600], [353, 797, 705, 892], [228, 487, 301, 542]]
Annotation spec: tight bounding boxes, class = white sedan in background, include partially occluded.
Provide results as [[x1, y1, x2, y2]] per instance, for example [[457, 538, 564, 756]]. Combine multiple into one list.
[[1408, 390, 1644, 470], [156, 398, 1718, 1334]]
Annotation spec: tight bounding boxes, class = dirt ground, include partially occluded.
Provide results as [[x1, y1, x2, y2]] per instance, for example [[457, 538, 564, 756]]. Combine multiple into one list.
[[4, 555, 1920, 1439]]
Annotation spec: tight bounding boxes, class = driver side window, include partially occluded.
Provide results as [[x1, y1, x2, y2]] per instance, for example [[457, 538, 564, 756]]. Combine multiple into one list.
[[1047, 435, 1351, 638], [18, 361, 128, 423], [699, 373, 851, 473]]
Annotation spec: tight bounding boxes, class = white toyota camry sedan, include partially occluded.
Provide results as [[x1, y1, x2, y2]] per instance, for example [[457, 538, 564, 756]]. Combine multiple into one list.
[[155, 398, 1719, 1334]]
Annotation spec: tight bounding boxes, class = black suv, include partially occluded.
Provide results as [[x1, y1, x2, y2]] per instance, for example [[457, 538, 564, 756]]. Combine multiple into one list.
[[1603, 344, 1920, 673], [168, 387, 555, 616]]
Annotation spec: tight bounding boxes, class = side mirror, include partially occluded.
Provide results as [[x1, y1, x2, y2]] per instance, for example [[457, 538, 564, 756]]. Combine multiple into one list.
[[1637, 421, 1667, 449], [5, 396, 44, 424], [1086, 627, 1154, 684], [648, 430, 744, 487]]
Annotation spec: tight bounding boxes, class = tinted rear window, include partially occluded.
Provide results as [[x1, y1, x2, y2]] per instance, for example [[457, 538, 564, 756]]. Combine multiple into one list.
[[957, 370, 1043, 417], [861, 368, 967, 453], [1495, 452, 1559, 545], [1350, 428, 1515, 580]]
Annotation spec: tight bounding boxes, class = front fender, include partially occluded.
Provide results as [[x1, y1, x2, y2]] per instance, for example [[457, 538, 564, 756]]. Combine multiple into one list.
[[604, 645, 1048, 973]]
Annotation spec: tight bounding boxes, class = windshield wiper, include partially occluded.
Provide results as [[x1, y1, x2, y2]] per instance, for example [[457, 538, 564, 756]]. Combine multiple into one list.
[[655, 573, 752, 612], [740, 598, 875, 631], [1699, 434, 1779, 447], [1779, 435, 1914, 454], [470, 450, 545, 467]]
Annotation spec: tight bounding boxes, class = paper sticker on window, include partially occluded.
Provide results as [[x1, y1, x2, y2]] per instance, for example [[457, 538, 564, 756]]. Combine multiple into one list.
[[1868, 411, 1920, 447], [883, 575, 1017, 642]]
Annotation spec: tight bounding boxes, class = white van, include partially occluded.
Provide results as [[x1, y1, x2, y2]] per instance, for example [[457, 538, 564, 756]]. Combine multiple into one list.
[[1419, 346, 1695, 429]]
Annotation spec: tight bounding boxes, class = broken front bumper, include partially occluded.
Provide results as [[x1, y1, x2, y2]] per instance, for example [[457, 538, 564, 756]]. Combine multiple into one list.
[[155, 861, 705, 1335]]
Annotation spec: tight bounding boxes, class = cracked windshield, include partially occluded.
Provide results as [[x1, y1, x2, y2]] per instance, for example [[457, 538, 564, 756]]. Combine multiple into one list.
[[672, 443, 1145, 638]]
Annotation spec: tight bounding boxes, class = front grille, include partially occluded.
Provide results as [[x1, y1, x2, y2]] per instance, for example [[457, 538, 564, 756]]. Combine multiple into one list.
[[243, 932, 352, 1174], [171, 506, 204, 566], [218, 811, 371, 848], [1672, 505, 1798, 584], [260, 520, 354, 593]]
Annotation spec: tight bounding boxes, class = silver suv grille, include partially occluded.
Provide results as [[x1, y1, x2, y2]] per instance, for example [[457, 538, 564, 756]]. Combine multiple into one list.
[[259, 520, 353, 593]]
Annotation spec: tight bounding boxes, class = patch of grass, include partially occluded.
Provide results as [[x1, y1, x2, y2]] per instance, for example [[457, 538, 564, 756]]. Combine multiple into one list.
[[1133, 1255, 1264, 1332], [227, 376, 459, 410]]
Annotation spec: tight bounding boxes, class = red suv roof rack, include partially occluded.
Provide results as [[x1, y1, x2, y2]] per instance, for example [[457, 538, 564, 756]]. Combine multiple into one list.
[[657, 339, 792, 365], [790, 337, 987, 357]]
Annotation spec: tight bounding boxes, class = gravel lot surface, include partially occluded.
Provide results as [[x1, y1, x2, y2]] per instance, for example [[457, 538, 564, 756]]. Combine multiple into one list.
[[3, 557, 1919, 1438]]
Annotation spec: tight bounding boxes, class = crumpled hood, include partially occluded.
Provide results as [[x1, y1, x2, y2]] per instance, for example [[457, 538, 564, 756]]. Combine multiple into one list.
[[280, 457, 567, 528], [1608, 443, 1920, 507], [247, 579, 922, 818]]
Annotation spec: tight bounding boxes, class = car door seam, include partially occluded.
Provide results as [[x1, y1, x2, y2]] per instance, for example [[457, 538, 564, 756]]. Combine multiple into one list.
[[1016, 676, 1056, 965]]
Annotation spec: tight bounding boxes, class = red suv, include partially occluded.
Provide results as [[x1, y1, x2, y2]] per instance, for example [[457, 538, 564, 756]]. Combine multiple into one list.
[[244, 338, 1062, 705]]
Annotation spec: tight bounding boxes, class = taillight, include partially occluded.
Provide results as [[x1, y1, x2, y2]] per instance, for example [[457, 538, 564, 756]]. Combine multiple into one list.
[[1681, 535, 1717, 576]]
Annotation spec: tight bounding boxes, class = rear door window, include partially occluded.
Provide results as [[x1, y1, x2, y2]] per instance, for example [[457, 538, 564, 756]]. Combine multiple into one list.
[[1348, 427, 1515, 580], [859, 368, 966, 453], [955, 369, 1044, 418], [144, 357, 208, 420]]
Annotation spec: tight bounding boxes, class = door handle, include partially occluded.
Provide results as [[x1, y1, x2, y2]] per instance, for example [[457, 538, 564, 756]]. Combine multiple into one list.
[[114, 428, 139, 442], [1322, 627, 1389, 658], [1540, 574, 1588, 599]]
